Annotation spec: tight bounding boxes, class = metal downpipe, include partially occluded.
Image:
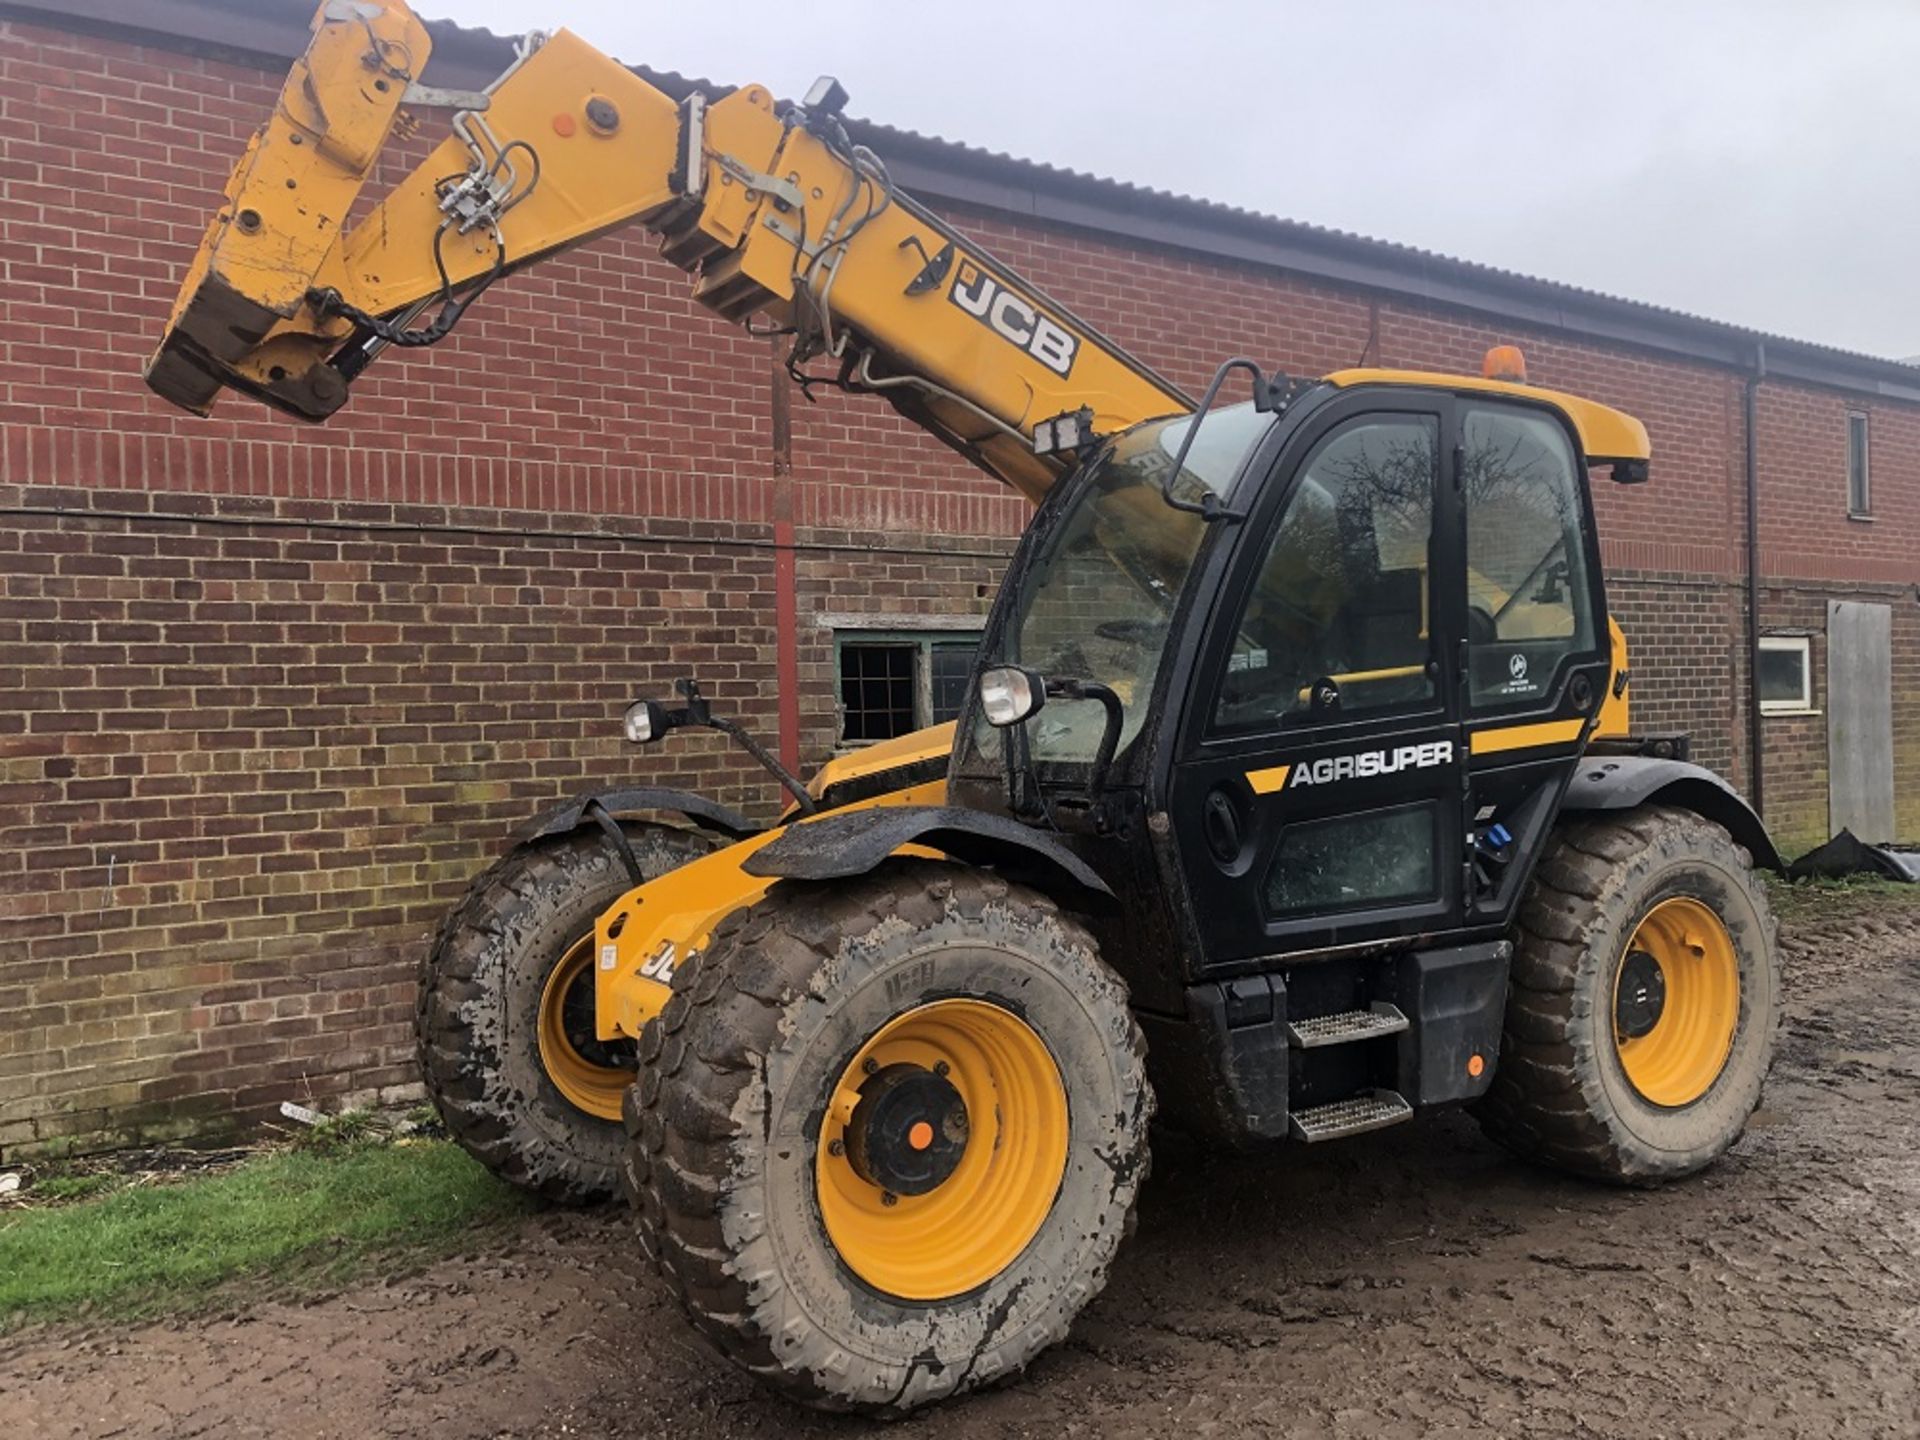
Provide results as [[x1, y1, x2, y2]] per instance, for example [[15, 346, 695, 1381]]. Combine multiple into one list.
[[1743, 343, 1767, 817]]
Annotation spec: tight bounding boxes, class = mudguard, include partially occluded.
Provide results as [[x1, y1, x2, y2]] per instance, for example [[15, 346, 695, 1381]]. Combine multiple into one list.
[[521, 786, 760, 846], [743, 805, 1113, 907], [1562, 757, 1781, 870]]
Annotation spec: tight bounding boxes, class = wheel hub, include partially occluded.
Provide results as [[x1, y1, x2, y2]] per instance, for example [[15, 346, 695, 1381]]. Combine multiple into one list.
[[1614, 948, 1667, 1039], [844, 1063, 969, 1196], [558, 959, 637, 1072], [537, 936, 638, 1121], [814, 997, 1069, 1301], [1612, 895, 1740, 1108]]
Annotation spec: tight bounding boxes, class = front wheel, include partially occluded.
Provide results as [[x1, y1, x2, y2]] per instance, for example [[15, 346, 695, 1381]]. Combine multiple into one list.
[[627, 862, 1152, 1413], [1476, 805, 1779, 1185]]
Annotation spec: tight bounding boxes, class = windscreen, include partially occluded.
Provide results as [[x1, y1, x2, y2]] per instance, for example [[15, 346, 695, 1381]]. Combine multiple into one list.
[[966, 403, 1272, 768]]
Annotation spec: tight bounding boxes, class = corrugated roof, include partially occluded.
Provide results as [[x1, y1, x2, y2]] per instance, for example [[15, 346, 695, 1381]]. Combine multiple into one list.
[[849, 113, 1905, 375], [8, 0, 1919, 403]]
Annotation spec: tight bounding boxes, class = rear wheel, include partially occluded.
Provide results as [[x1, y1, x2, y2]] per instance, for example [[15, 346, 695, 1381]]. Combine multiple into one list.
[[627, 862, 1151, 1413], [1476, 805, 1779, 1185], [418, 822, 712, 1204]]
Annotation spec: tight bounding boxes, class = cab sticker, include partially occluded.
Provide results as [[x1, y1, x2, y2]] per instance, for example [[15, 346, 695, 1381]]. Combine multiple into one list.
[[1247, 739, 1453, 795]]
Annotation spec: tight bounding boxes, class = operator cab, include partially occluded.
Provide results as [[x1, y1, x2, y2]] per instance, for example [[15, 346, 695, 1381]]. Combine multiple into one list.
[[951, 357, 1635, 1133]]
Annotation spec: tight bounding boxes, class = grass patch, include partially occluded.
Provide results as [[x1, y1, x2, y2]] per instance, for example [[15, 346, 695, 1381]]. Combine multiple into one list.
[[288, 1106, 394, 1154], [0, 1138, 531, 1333], [1765, 872, 1920, 928], [29, 1171, 126, 1204]]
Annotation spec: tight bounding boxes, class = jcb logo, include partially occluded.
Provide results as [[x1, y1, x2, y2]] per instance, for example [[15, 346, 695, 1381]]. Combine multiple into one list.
[[949, 263, 1079, 377], [640, 943, 678, 983]]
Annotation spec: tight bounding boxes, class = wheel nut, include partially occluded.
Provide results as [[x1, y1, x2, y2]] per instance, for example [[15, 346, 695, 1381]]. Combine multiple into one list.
[[862, 1058, 879, 1075], [881, 1191, 898, 1207], [828, 1139, 844, 1156], [933, 1061, 950, 1077]]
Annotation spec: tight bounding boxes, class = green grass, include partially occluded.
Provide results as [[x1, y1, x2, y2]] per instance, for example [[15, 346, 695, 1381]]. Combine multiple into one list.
[[1765, 871, 1920, 927], [29, 1171, 125, 1203], [0, 1139, 532, 1332], [288, 1106, 392, 1154]]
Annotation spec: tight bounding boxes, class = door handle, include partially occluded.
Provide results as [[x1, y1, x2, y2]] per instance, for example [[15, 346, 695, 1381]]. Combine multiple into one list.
[[1203, 789, 1244, 867]]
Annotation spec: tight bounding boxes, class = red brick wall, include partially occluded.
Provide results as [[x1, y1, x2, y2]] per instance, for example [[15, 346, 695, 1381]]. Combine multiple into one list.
[[2, 17, 1916, 1155], [1757, 385, 1918, 584]]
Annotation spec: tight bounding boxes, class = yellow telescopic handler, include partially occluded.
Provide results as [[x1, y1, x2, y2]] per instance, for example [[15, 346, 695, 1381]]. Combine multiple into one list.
[[149, 1, 1780, 1412]]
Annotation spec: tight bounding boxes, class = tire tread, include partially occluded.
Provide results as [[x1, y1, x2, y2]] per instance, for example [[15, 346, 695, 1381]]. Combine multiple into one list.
[[626, 861, 1151, 1413], [1476, 804, 1780, 1185]]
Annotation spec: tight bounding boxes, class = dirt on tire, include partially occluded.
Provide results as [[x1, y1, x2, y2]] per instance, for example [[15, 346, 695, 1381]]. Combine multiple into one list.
[[626, 861, 1152, 1413], [1477, 806, 1780, 1183], [4, 891, 1918, 1439], [418, 823, 712, 1205]]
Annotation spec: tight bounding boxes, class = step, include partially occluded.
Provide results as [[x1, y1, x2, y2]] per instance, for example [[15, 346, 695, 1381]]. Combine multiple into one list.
[[1288, 1089, 1413, 1144], [1285, 1003, 1409, 1050]]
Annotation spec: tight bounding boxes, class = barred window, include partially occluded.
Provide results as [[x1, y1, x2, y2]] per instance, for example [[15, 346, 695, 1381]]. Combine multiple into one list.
[[836, 631, 981, 744]]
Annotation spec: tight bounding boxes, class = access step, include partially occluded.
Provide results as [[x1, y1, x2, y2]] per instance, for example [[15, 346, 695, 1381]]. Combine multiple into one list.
[[1285, 1003, 1409, 1049], [1288, 1089, 1413, 1143]]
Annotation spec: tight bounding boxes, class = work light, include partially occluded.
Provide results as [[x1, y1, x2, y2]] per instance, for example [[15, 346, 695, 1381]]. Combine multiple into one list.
[[979, 666, 1045, 727], [623, 699, 667, 744]]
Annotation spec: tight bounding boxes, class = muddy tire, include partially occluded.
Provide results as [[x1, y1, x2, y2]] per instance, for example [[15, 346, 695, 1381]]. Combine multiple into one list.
[[626, 861, 1152, 1414], [419, 822, 713, 1204], [1476, 805, 1779, 1185]]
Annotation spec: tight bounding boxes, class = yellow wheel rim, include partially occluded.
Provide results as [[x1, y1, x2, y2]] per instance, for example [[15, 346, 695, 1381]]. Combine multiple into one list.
[[816, 998, 1069, 1302], [536, 936, 632, 1121], [1613, 896, 1740, 1108]]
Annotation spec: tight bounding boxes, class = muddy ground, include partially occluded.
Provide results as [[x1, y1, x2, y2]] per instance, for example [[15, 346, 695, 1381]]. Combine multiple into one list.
[[4, 896, 1917, 1439]]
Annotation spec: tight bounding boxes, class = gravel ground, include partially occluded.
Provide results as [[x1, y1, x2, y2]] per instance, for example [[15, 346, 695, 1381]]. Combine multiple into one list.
[[3, 892, 1917, 1439]]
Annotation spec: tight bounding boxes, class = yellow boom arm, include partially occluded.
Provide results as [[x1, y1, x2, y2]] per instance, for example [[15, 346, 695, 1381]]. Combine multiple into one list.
[[146, 1, 1189, 502]]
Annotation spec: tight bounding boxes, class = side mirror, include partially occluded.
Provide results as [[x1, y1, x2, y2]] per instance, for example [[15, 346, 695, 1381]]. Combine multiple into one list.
[[979, 666, 1047, 728], [623, 698, 673, 745]]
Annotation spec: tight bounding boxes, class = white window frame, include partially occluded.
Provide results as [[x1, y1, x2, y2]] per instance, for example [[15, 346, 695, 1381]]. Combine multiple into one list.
[[1846, 411, 1871, 518], [1757, 635, 1815, 715]]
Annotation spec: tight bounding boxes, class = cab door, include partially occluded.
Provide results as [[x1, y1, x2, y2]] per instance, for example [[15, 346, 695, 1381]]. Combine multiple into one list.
[[1169, 394, 1465, 966], [1456, 400, 1612, 922]]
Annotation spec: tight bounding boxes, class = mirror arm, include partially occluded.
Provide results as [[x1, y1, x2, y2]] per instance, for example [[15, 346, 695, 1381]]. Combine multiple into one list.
[[705, 714, 818, 817], [1158, 356, 1287, 522], [1047, 678, 1124, 797], [649, 676, 819, 816]]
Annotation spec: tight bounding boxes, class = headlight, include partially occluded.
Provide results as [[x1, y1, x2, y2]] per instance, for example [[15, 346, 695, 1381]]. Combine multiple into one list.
[[979, 666, 1045, 727], [623, 699, 664, 744]]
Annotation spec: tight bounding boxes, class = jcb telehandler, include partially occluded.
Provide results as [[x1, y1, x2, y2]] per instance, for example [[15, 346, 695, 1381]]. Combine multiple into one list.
[[149, 1, 1781, 1412]]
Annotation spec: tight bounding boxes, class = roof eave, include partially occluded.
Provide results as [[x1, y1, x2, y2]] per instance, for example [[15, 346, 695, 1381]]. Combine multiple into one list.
[[6, 0, 1917, 404]]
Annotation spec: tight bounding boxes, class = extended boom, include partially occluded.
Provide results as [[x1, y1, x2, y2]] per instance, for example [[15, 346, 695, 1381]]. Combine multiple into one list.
[[146, 0, 1189, 502]]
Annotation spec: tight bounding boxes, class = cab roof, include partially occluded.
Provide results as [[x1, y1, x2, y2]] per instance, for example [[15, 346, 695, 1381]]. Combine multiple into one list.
[[1324, 367, 1651, 464]]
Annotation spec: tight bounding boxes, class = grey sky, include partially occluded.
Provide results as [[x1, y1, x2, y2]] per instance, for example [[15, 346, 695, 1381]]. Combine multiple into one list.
[[434, 0, 1920, 360]]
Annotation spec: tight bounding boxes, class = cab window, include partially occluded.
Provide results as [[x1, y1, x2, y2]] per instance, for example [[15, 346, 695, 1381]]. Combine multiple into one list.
[[1462, 406, 1596, 709], [1214, 414, 1438, 732]]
